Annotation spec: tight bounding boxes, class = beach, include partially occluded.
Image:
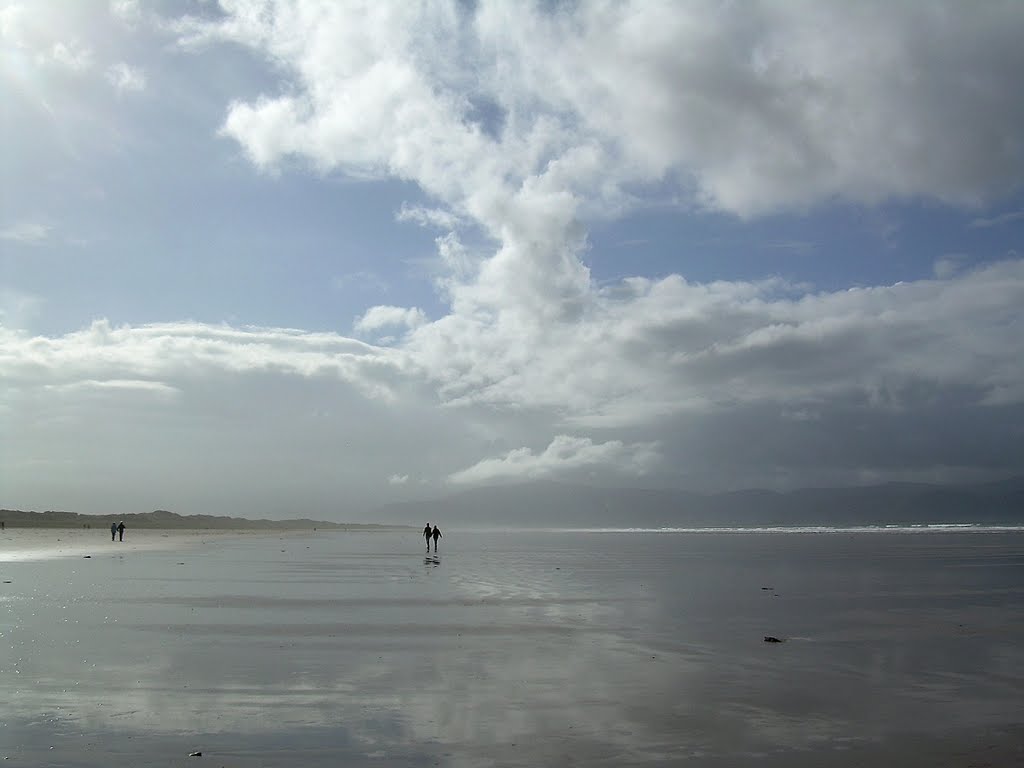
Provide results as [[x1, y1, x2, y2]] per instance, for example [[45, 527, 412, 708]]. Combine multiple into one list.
[[1, 528, 1022, 766], [0, 527, 278, 563]]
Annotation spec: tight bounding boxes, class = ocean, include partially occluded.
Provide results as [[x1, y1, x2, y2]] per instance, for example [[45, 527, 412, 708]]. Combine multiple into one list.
[[2, 528, 1023, 766]]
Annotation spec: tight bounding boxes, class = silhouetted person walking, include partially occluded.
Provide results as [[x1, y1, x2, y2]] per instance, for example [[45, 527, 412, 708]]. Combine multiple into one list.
[[423, 523, 432, 551], [117, 521, 126, 542], [111, 522, 117, 541], [431, 524, 442, 552]]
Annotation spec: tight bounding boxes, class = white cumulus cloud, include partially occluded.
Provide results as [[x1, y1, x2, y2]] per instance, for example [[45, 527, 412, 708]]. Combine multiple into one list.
[[106, 62, 146, 93], [203, 1, 1024, 221], [46, 40, 93, 72], [448, 435, 661, 486], [0, 221, 51, 244], [190, 0, 1024, 436], [354, 305, 428, 335], [396, 203, 460, 230]]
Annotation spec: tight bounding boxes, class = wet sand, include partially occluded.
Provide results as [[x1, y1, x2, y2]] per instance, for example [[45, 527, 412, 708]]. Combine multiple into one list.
[[1, 530, 1022, 766]]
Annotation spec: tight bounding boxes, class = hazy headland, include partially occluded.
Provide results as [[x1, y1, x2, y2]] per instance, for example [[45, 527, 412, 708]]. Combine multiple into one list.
[[0, 508, 408, 531]]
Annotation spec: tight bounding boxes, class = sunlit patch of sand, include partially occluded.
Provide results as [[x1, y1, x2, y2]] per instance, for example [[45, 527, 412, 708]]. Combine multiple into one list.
[[0, 527, 268, 562]]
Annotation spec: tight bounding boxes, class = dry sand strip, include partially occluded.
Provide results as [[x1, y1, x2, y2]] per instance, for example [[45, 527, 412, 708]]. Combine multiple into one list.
[[0, 527, 284, 563]]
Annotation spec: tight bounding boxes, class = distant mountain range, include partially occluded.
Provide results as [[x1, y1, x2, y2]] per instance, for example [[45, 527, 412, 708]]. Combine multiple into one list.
[[6, 477, 1023, 529], [371, 477, 1024, 528]]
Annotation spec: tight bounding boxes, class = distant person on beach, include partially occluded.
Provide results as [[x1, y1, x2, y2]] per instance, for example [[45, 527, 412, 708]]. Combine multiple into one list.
[[431, 524, 442, 552], [111, 522, 117, 541], [117, 521, 126, 542], [423, 523, 432, 551]]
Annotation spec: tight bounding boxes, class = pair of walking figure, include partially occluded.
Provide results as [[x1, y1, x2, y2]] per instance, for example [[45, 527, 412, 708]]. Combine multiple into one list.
[[110, 521, 125, 541], [423, 523, 442, 552]]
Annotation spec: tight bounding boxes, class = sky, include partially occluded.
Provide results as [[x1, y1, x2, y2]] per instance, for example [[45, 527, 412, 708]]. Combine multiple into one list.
[[2, 0, 1024, 521]]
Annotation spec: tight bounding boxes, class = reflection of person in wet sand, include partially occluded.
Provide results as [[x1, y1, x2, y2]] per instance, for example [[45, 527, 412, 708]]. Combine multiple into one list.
[[117, 521, 126, 542], [423, 523, 432, 551], [431, 524, 442, 552]]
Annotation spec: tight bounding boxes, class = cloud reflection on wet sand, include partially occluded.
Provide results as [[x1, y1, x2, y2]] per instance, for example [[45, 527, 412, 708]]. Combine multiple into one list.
[[2, 530, 1023, 766]]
